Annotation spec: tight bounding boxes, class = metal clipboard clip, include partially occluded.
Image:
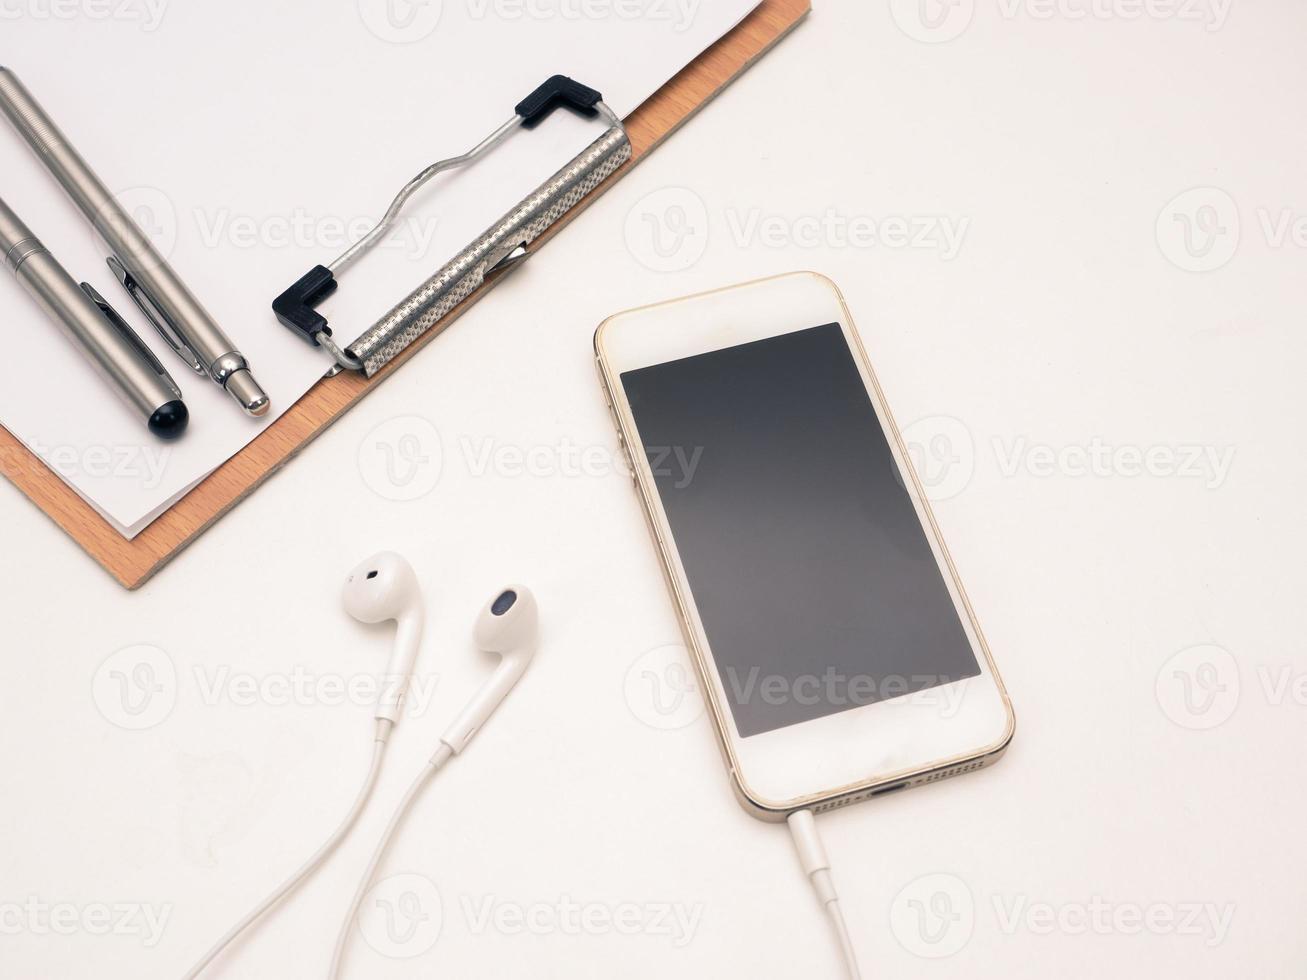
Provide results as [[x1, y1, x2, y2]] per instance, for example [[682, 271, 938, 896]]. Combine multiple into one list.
[[272, 75, 631, 377]]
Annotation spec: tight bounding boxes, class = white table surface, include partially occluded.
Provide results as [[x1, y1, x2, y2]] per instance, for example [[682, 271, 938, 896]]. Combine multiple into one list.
[[3, 2, 1305, 977]]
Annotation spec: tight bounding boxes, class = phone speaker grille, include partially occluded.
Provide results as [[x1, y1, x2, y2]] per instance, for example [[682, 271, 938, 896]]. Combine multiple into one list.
[[812, 792, 874, 814], [921, 760, 985, 783], [810, 760, 988, 813]]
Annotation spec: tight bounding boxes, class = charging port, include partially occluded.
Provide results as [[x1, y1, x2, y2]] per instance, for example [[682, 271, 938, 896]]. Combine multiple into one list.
[[870, 781, 910, 797]]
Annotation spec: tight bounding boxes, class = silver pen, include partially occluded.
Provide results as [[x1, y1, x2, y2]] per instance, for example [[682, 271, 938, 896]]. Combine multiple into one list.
[[0, 195, 188, 439], [0, 67, 269, 417]]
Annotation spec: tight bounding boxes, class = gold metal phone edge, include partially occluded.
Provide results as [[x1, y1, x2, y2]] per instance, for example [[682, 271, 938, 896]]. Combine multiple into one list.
[[593, 270, 1016, 823]]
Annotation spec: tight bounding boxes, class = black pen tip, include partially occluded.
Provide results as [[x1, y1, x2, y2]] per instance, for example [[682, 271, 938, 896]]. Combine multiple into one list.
[[148, 400, 189, 440]]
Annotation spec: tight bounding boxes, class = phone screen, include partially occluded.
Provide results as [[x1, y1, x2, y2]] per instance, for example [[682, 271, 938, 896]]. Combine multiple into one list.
[[621, 322, 980, 738]]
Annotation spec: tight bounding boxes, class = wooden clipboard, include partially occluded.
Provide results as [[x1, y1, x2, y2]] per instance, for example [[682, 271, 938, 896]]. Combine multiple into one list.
[[0, 0, 810, 589]]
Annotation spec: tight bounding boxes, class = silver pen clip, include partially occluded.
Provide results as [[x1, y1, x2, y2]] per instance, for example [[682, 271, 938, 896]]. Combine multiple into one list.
[[80, 281, 184, 399], [107, 255, 205, 375], [483, 240, 530, 284]]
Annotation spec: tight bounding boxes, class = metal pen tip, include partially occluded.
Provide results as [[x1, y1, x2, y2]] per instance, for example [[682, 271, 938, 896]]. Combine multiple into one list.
[[225, 369, 270, 418]]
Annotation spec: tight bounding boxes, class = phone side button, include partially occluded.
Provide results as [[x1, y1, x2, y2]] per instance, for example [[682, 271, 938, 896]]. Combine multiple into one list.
[[594, 357, 610, 403], [616, 436, 636, 486]]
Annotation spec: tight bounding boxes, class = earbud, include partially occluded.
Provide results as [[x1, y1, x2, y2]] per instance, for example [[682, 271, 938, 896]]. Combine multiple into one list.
[[440, 585, 539, 754], [342, 551, 425, 725]]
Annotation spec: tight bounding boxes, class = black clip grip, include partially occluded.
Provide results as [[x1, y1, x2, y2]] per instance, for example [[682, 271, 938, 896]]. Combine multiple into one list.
[[273, 264, 338, 347], [514, 75, 603, 129]]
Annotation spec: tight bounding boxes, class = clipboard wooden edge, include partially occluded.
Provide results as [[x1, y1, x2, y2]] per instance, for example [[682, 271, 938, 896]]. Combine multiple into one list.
[[0, 0, 811, 589]]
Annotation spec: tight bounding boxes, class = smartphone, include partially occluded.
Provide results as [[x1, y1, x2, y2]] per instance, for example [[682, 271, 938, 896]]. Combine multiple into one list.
[[595, 272, 1014, 819]]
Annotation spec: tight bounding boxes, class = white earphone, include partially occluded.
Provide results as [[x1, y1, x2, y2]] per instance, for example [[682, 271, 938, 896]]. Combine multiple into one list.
[[327, 573, 540, 978], [341, 551, 426, 726], [441, 584, 539, 752], [182, 551, 539, 980]]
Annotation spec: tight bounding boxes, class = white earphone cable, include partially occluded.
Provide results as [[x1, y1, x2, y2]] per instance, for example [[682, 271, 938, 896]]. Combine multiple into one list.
[[787, 809, 864, 980], [327, 742, 456, 980], [180, 722, 393, 980]]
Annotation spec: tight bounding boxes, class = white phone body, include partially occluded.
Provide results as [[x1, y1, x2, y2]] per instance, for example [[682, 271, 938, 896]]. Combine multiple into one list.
[[595, 272, 1014, 820]]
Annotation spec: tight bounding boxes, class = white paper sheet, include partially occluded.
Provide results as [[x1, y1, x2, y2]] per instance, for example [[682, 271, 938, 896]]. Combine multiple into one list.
[[0, 0, 757, 536]]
